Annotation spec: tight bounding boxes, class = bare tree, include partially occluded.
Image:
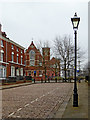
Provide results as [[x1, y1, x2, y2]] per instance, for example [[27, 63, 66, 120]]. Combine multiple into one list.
[[53, 34, 86, 82], [53, 35, 74, 81]]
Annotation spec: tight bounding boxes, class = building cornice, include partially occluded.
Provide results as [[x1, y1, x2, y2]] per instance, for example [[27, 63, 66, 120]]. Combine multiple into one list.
[[0, 35, 25, 50], [8, 61, 25, 66], [0, 61, 9, 64]]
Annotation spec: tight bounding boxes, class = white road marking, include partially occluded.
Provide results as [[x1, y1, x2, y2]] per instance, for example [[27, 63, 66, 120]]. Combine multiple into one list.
[[31, 100, 35, 103], [16, 116, 21, 118], [30, 91, 54, 104], [8, 112, 15, 117], [25, 104, 29, 107], [39, 95, 43, 99], [39, 88, 58, 100], [35, 98, 38, 101], [8, 87, 59, 117], [17, 108, 22, 111]]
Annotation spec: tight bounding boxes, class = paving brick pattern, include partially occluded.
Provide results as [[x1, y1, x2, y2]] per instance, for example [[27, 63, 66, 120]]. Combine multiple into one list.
[[2, 83, 73, 118]]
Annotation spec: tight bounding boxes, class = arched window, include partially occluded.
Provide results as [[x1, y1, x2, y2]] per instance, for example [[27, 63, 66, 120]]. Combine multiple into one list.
[[29, 50, 35, 66]]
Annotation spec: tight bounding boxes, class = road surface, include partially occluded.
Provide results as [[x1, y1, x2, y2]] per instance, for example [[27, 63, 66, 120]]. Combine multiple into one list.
[[2, 83, 73, 118]]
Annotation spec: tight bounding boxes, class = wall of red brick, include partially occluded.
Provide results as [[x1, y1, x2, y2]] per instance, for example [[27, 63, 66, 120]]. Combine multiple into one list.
[[0, 37, 25, 77], [0, 34, 60, 80]]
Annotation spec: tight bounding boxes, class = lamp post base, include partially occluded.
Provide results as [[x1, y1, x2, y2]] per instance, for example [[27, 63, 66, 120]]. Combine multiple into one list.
[[73, 93, 78, 107]]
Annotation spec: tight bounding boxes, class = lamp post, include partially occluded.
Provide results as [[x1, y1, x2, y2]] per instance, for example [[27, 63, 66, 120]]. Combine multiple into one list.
[[65, 58, 66, 82], [64, 52, 67, 82], [71, 12, 80, 107]]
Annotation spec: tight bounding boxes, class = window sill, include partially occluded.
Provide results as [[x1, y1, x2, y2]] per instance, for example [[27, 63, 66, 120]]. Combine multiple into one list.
[[1, 45, 4, 48]]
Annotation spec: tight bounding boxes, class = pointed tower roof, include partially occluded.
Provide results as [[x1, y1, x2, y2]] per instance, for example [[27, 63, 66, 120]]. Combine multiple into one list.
[[26, 40, 37, 53], [31, 41, 34, 46]]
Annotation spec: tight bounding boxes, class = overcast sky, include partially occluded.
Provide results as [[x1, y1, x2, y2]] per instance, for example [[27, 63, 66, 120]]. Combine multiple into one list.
[[0, 0, 88, 67]]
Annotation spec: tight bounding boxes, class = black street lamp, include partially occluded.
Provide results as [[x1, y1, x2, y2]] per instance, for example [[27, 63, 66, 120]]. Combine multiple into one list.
[[65, 58, 66, 82], [71, 13, 80, 107], [64, 52, 67, 82]]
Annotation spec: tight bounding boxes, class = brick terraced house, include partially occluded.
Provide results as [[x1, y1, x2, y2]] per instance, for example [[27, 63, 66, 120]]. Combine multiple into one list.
[[0, 24, 60, 81], [0, 24, 25, 80]]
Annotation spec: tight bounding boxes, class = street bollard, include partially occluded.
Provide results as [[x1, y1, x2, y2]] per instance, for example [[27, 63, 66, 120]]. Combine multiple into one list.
[[48, 78, 50, 83], [63, 78, 64, 82], [79, 79, 81, 83], [41, 78, 43, 83], [70, 78, 71, 83], [55, 78, 57, 83], [45, 80, 46, 83], [34, 78, 35, 83]]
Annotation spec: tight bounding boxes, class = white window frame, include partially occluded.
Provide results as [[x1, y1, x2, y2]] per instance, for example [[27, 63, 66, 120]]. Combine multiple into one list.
[[0, 68, 3, 78], [17, 56, 18, 63], [39, 60, 42, 66], [30, 60, 35, 66], [21, 56, 23, 64], [11, 52, 14, 62], [1, 52, 4, 62], [21, 50, 23, 54], [17, 54, 19, 63], [17, 48, 19, 52], [1, 40, 4, 47], [11, 45, 14, 49], [30, 50, 35, 66], [11, 66, 15, 77], [39, 71, 42, 77], [0, 66, 6, 78], [16, 69, 19, 76], [20, 68, 23, 76]]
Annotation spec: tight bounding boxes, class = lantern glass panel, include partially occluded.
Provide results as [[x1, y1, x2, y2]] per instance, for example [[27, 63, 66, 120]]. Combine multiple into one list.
[[73, 21, 78, 28]]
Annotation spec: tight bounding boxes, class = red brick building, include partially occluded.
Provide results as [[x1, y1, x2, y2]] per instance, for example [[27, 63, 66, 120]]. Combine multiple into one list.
[[0, 24, 25, 80], [0, 24, 60, 81], [25, 41, 60, 81]]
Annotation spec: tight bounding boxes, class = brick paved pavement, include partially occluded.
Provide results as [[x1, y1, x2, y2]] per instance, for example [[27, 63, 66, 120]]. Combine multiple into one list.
[[2, 83, 73, 119], [54, 80, 88, 118]]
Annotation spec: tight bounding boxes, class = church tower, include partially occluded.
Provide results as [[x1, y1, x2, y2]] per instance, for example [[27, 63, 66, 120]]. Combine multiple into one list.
[[42, 47, 50, 62]]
